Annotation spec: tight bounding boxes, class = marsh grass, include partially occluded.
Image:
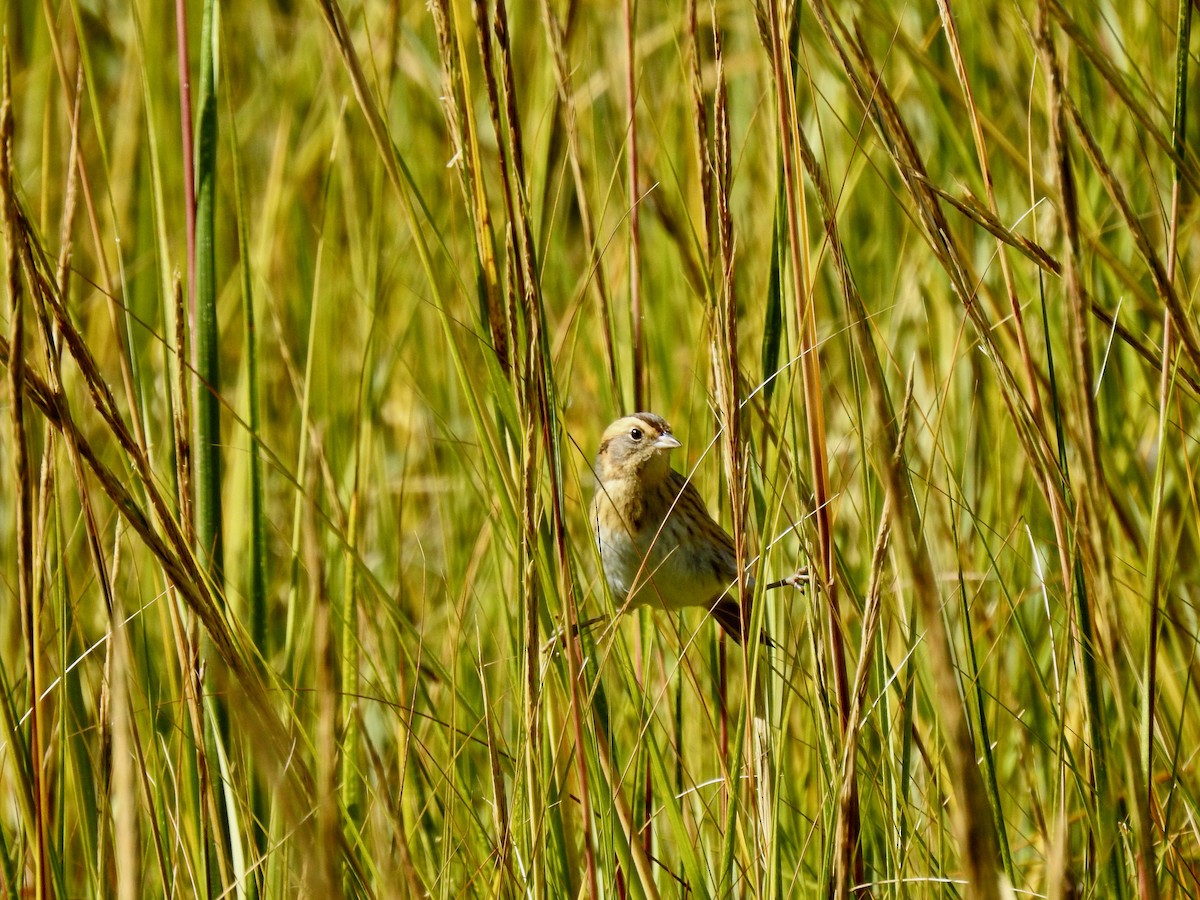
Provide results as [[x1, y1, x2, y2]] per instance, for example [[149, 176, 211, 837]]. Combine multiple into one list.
[[2, 0, 1199, 897]]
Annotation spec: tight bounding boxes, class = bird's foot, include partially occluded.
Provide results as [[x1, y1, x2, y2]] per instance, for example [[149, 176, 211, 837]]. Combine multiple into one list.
[[764, 567, 811, 592]]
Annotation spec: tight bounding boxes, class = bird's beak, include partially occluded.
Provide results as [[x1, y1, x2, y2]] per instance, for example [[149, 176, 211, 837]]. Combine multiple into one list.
[[654, 433, 681, 450]]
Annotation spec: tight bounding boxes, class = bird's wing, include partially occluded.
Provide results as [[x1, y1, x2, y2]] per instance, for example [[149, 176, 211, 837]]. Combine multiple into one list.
[[665, 469, 745, 584]]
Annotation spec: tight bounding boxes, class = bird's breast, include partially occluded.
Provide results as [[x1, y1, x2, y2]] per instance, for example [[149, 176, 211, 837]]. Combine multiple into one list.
[[594, 478, 731, 612]]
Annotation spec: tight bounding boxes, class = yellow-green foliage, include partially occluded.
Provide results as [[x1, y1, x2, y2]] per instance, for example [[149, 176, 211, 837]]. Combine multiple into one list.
[[1, 1, 1197, 897]]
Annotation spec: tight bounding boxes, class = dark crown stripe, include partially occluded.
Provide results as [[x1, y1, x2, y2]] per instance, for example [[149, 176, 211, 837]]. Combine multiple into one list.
[[630, 411, 671, 434]]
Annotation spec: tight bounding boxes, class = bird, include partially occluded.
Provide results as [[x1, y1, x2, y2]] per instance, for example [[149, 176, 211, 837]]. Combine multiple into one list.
[[591, 411, 764, 644]]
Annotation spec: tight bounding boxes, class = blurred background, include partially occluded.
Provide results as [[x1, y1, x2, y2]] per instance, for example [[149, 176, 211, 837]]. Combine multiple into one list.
[[0, 0, 1197, 896]]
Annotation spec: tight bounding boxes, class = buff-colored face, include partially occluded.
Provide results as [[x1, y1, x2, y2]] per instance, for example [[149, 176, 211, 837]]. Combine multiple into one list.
[[595, 413, 681, 483]]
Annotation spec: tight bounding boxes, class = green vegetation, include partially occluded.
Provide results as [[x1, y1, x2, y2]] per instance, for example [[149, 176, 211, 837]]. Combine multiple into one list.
[[1, 0, 1197, 896]]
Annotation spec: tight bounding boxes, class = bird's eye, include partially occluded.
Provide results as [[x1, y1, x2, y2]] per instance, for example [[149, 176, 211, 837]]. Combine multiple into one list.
[[630, 427, 643, 441]]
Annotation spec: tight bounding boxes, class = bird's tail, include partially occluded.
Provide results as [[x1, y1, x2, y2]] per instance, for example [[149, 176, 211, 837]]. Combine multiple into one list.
[[710, 597, 774, 647]]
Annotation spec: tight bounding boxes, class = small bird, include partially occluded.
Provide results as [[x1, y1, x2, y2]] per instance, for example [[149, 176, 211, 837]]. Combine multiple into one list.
[[591, 412, 761, 643]]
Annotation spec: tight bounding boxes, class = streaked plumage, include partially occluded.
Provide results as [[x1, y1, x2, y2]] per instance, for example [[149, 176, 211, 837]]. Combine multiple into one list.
[[591, 412, 758, 642]]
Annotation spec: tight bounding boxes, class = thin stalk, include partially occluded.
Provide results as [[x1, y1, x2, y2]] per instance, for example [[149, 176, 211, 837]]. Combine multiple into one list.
[[539, 0, 619, 401], [1142, 0, 1191, 886], [190, 1, 236, 890], [192, 0, 223, 583], [802, 5, 1008, 894], [2, 49, 51, 900], [765, 0, 858, 888], [935, 0, 1044, 430], [624, 0, 644, 410], [226, 70, 268, 897], [950, 510, 1013, 880], [53, 0, 150, 455]]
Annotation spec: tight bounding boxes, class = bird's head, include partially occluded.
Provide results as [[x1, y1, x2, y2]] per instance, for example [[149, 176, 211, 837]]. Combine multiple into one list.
[[594, 412, 681, 485]]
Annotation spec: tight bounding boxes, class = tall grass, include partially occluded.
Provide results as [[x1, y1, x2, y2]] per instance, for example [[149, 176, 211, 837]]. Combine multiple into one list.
[[2, 0, 1198, 897]]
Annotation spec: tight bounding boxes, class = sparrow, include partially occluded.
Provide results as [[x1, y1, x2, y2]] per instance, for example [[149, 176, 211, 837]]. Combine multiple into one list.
[[591, 412, 763, 643]]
